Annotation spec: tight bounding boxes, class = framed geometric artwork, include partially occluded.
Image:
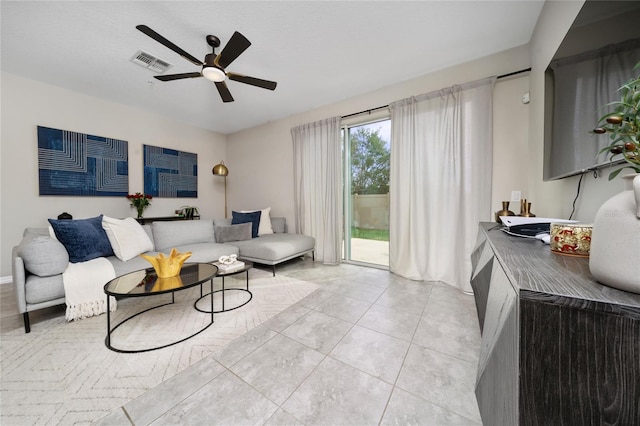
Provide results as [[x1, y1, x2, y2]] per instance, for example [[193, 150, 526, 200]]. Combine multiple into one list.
[[143, 145, 197, 198], [37, 126, 128, 196]]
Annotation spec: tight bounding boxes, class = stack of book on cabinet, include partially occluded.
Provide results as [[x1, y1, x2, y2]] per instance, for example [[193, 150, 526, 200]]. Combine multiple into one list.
[[214, 260, 245, 274]]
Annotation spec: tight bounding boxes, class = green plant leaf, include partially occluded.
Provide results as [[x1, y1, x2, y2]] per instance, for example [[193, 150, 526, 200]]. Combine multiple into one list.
[[608, 168, 624, 180], [592, 61, 640, 178]]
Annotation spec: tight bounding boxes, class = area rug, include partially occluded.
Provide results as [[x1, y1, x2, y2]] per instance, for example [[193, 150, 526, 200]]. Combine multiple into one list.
[[0, 273, 319, 426]]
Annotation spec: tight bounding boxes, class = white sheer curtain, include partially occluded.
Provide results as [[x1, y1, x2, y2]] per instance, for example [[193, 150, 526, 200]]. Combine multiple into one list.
[[389, 77, 495, 292], [291, 117, 342, 264]]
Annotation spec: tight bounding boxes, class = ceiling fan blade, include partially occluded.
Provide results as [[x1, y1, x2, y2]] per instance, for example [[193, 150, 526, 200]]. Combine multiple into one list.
[[214, 31, 251, 69], [228, 73, 277, 91], [154, 72, 203, 81], [136, 25, 203, 66], [215, 81, 234, 103]]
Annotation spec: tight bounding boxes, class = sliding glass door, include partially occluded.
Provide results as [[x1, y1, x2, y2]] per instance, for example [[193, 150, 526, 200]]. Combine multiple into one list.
[[342, 119, 390, 267]]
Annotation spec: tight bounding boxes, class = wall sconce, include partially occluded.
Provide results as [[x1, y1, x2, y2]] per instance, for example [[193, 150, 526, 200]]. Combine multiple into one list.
[[212, 161, 229, 218]]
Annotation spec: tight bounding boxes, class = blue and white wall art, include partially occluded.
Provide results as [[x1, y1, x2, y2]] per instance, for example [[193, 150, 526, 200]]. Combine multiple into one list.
[[143, 145, 198, 198], [38, 126, 129, 196]]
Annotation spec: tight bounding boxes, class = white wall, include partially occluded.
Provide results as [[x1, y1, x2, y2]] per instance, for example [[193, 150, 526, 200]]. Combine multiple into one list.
[[492, 75, 531, 214], [228, 45, 531, 229], [1, 72, 227, 277], [527, 0, 630, 222]]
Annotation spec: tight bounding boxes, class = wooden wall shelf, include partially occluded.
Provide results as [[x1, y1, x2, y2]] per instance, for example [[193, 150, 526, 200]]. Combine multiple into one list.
[[135, 216, 198, 225]]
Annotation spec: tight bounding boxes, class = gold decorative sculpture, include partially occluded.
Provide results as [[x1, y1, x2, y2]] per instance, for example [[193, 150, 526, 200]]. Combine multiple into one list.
[[140, 248, 192, 278], [151, 275, 185, 292]]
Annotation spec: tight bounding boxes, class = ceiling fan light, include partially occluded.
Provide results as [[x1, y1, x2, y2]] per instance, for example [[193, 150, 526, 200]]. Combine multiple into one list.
[[202, 66, 226, 82]]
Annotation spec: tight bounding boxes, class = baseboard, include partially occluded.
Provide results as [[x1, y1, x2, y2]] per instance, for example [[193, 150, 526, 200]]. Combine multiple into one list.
[[1, 276, 13, 285]]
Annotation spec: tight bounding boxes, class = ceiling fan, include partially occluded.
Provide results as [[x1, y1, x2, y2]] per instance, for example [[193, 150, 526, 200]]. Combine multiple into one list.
[[136, 25, 277, 103]]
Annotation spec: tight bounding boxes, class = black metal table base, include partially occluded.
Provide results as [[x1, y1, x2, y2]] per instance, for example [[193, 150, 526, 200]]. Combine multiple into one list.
[[105, 282, 214, 354], [194, 269, 252, 313], [194, 289, 252, 314]]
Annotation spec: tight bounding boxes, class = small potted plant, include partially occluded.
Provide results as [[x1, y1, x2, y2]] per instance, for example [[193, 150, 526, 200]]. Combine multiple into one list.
[[127, 192, 152, 219], [177, 205, 199, 219], [589, 61, 640, 294], [593, 62, 640, 180]]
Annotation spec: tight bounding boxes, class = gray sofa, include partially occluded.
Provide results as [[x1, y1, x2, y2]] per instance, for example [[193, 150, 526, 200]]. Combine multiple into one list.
[[12, 217, 315, 333]]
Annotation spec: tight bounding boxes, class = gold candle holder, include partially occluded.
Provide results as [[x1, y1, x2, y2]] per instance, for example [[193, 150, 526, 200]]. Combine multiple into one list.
[[495, 201, 515, 223], [519, 199, 536, 217]]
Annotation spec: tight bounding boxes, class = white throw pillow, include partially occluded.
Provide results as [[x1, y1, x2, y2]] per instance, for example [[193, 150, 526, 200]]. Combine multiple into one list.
[[240, 207, 273, 235], [102, 216, 154, 261]]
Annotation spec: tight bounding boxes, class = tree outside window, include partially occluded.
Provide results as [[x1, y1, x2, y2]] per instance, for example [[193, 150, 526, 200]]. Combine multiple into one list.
[[350, 127, 390, 195]]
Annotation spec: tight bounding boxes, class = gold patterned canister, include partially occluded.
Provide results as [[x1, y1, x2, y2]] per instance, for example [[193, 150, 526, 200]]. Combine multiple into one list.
[[550, 223, 593, 257]]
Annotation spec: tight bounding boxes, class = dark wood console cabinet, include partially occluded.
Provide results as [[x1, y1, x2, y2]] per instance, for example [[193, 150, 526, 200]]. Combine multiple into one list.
[[470, 223, 640, 425]]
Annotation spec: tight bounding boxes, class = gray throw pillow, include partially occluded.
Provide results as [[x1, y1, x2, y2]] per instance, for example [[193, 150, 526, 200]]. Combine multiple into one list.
[[215, 223, 252, 243], [271, 217, 286, 233], [231, 211, 261, 238], [213, 218, 232, 227], [18, 235, 69, 277]]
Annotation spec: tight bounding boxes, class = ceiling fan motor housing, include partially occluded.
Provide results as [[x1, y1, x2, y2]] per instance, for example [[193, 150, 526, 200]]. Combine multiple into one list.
[[202, 53, 226, 82], [204, 53, 218, 67]]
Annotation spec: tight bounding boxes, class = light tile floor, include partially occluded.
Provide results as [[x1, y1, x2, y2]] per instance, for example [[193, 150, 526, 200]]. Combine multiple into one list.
[[91, 259, 483, 425]]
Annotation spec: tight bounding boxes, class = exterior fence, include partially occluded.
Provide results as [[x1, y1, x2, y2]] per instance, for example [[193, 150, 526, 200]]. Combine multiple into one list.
[[351, 193, 389, 231]]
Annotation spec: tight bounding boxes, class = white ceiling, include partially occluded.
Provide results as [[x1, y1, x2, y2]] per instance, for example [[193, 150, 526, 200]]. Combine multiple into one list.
[[1, 1, 545, 135]]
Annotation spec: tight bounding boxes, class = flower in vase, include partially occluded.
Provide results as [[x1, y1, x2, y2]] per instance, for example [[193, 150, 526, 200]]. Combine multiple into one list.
[[126, 192, 152, 218]]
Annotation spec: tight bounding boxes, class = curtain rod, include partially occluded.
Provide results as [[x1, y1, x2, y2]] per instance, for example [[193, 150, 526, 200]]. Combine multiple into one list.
[[341, 105, 389, 120], [496, 67, 531, 80], [340, 67, 532, 120]]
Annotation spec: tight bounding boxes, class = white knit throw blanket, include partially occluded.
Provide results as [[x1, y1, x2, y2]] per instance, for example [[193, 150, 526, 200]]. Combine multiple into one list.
[[63, 258, 117, 321]]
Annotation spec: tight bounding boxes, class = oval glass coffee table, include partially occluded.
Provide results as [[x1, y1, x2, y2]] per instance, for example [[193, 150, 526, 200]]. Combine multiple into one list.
[[194, 261, 253, 314], [104, 263, 218, 353]]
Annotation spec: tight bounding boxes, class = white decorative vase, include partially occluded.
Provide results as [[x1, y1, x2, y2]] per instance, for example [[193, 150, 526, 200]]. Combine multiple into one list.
[[589, 173, 640, 294]]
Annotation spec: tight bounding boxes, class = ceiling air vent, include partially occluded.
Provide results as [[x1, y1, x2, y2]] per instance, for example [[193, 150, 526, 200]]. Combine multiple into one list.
[[130, 50, 173, 73]]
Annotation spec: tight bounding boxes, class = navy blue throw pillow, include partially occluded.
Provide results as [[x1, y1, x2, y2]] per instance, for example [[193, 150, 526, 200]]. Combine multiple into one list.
[[48, 215, 114, 263], [231, 210, 261, 238]]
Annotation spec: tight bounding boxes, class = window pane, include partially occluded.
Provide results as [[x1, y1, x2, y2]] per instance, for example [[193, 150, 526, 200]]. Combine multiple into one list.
[[344, 119, 390, 267]]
